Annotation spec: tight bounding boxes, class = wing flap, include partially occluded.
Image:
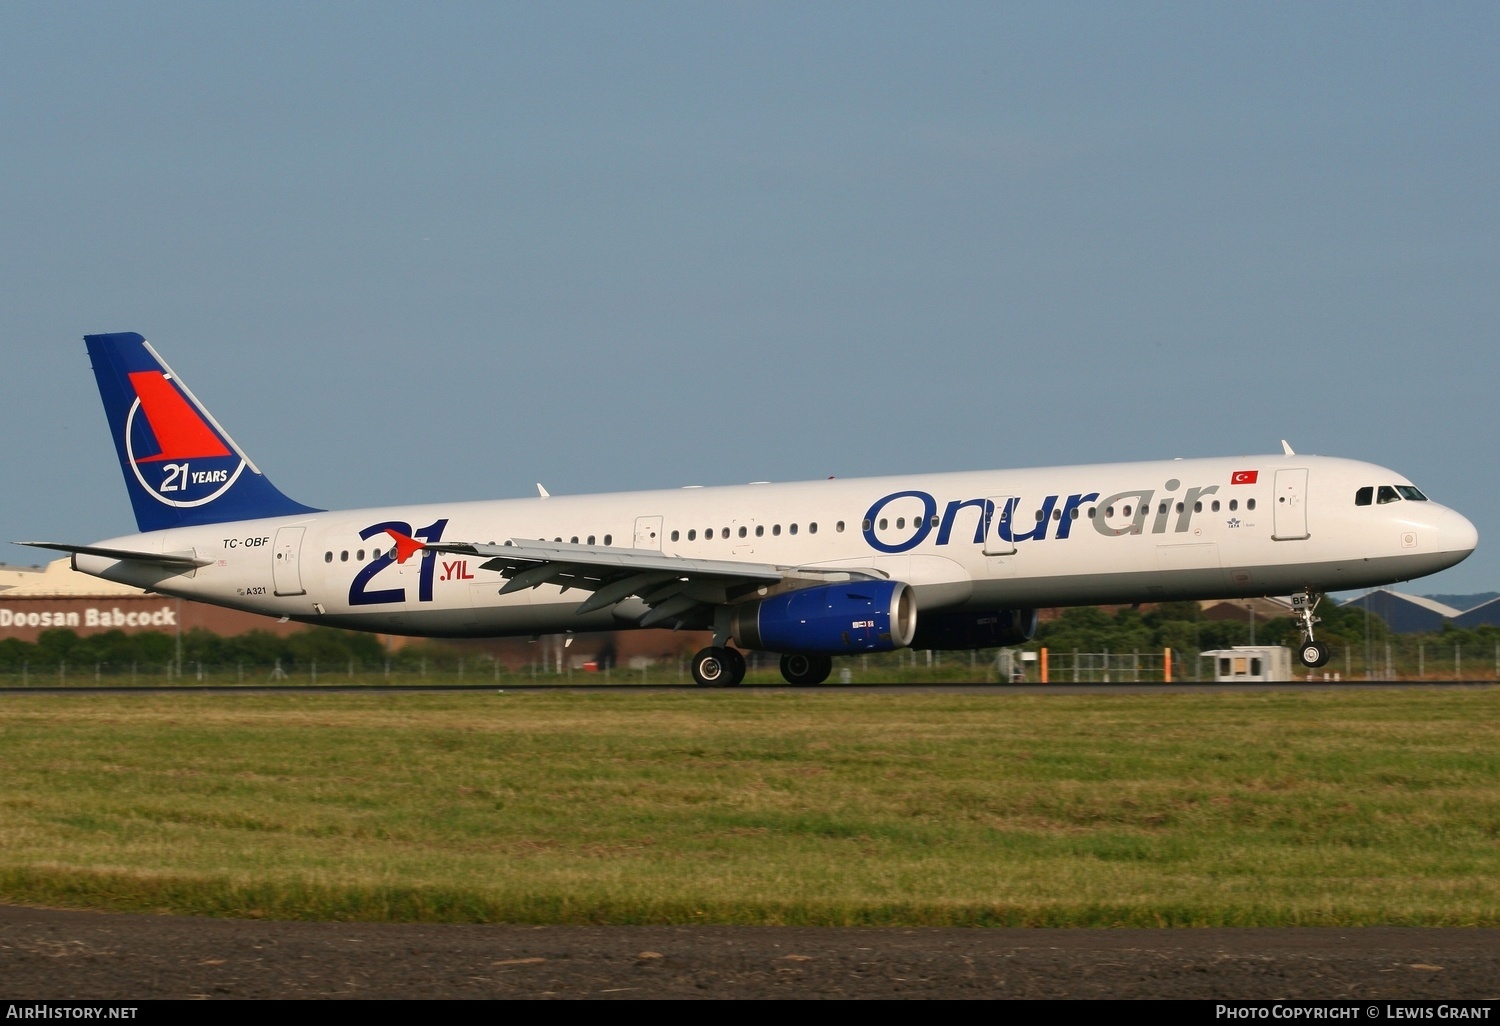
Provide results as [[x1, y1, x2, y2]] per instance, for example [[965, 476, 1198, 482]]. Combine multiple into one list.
[[422, 539, 886, 629], [436, 539, 784, 583]]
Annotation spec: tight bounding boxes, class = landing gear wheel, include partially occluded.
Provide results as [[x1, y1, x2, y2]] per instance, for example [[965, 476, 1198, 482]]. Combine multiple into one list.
[[691, 647, 731, 687], [1299, 641, 1330, 668], [691, 647, 746, 687], [780, 653, 833, 686]]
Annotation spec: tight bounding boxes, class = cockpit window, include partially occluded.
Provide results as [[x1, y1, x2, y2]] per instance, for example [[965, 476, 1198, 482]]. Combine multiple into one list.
[[1377, 486, 1401, 504], [1355, 487, 1373, 506], [1396, 485, 1428, 501]]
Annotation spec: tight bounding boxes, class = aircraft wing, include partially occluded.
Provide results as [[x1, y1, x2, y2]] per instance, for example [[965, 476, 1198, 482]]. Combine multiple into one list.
[[416, 537, 882, 629]]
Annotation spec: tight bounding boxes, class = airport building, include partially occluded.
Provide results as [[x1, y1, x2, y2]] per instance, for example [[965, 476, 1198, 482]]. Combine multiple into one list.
[[1340, 589, 1463, 634], [0, 559, 305, 644], [1453, 597, 1500, 630]]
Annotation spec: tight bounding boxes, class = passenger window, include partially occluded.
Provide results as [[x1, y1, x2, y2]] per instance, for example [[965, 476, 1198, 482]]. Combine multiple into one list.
[[1122, 506, 1132, 517], [340, 550, 349, 562], [810, 523, 818, 534], [836, 521, 845, 532], [570, 536, 579, 544], [1378, 486, 1400, 504], [1070, 508, 1080, 519], [1212, 500, 1221, 512], [1175, 502, 1184, 514], [1158, 502, 1168, 515], [896, 517, 905, 529], [357, 549, 365, 560], [790, 524, 798, 535], [1034, 510, 1044, 522], [1088, 508, 1096, 518], [670, 531, 679, 542], [1228, 500, 1237, 512], [755, 525, 764, 537], [324, 551, 333, 563], [1193, 501, 1202, 513], [879, 519, 888, 530], [603, 535, 612, 545], [688, 530, 696, 541], [588, 536, 596, 545], [863, 519, 872, 531], [773, 524, 781, 536], [1246, 499, 1255, 511]]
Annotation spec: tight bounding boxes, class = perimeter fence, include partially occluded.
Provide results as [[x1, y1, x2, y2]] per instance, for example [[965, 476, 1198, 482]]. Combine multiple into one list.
[[2, 640, 1498, 686]]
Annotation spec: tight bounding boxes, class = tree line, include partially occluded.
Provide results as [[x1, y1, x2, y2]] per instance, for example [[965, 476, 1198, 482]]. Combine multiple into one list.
[[1028, 600, 1500, 662]]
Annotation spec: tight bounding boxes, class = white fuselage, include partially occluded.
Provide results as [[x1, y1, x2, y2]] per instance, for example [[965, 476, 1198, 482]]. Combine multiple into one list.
[[74, 453, 1478, 641]]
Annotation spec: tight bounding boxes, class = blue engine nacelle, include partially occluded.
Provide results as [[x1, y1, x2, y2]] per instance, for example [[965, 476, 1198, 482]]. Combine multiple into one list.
[[730, 581, 917, 654], [908, 608, 1038, 651]]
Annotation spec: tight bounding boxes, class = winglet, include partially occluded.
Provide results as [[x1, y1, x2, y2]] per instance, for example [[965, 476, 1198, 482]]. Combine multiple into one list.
[[1281, 440, 1296, 456], [384, 528, 426, 564], [537, 483, 550, 498]]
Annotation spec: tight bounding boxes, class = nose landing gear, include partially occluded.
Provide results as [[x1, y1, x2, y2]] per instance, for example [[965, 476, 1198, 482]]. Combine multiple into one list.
[[1293, 590, 1330, 668]]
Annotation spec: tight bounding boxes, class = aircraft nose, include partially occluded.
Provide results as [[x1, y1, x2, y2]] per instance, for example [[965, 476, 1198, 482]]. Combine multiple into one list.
[[1439, 507, 1479, 557]]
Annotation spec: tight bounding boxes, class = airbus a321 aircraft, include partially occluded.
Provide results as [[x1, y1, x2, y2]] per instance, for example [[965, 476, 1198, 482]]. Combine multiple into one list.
[[23, 333, 1479, 686]]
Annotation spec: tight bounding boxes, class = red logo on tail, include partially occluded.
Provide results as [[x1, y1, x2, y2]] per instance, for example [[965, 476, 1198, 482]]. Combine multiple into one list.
[[128, 372, 230, 462]]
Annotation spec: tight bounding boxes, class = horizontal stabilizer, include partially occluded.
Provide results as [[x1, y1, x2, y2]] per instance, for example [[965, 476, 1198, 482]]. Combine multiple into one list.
[[17, 541, 211, 569]]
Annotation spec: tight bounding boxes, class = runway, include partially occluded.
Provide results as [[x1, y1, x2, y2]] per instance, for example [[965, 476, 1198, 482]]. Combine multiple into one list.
[[2, 906, 1496, 999], [1, 680, 1495, 697]]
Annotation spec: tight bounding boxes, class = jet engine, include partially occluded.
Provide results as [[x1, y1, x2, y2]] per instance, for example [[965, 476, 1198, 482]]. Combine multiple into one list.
[[908, 608, 1038, 651], [730, 580, 917, 654]]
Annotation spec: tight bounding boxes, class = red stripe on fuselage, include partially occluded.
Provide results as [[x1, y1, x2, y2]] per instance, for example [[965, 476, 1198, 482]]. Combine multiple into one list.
[[128, 371, 232, 462]]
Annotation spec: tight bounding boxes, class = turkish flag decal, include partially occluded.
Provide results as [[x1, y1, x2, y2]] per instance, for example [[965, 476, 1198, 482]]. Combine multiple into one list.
[[1231, 470, 1259, 485]]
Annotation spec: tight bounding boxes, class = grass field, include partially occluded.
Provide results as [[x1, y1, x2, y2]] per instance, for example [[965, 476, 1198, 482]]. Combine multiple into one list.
[[1, 687, 1497, 927]]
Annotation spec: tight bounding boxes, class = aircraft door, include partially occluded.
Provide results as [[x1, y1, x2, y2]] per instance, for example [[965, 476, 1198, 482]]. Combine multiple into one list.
[[634, 516, 663, 552], [1272, 469, 1310, 541], [272, 526, 307, 596], [983, 496, 1018, 556]]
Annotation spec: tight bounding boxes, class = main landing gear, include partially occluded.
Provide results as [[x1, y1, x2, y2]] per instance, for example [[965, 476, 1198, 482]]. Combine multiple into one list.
[[1293, 589, 1330, 668], [689, 649, 837, 686], [779, 653, 833, 686], [691, 646, 746, 687]]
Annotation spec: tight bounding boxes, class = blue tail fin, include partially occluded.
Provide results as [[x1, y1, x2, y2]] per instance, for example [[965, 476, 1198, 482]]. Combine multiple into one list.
[[85, 332, 322, 532]]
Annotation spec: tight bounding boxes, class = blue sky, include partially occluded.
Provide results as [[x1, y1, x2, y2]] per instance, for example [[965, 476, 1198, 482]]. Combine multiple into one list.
[[3, 2, 1496, 595]]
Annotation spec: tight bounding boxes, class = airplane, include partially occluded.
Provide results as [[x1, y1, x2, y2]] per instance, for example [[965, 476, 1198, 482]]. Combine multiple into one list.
[[21, 332, 1479, 686]]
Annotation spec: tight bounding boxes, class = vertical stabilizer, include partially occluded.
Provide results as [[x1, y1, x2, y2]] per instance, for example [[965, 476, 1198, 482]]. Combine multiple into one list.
[[85, 332, 321, 532]]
